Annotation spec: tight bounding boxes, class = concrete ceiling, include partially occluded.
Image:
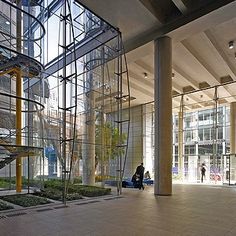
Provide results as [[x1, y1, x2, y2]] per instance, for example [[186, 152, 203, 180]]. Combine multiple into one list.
[[78, 0, 236, 112]]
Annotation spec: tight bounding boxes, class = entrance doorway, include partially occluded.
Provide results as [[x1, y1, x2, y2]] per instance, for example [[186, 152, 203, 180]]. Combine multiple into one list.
[[180, 155, 226, 184], [222, 154, 236, 185]]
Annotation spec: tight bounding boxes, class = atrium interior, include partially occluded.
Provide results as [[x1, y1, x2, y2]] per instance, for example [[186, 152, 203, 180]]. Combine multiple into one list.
[[1, 0, 236, 234]]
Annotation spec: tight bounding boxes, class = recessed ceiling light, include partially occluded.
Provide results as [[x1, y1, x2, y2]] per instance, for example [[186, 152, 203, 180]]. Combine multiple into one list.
[[229, 40, 234, 49], [5, 21, 10, 25], [144, 72, 148, 79]]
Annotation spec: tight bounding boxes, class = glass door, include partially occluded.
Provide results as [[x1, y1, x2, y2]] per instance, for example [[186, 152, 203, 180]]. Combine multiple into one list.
[[221, 154, 236, 185], [229, 154, 236, 184], [222, 154, 230, 184], [187, 155, 198, 182]]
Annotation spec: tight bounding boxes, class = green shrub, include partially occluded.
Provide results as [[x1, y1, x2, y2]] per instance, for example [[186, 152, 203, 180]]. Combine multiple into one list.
[[71, 185, 111, 197], [35, 188, 62, 201], [22, 178, 42, 188], [0, 177, 42, 189], [43, 180, 111, 196], [39, 184, 111, 199], [73, 177, 82, 184], [65, 193, 83, 201], [0, 177, 16, 184], [0, 179, 11, 188], [34, 188, 83, 201], [0, 201, 14, 211], [44, 179, 64, 190], [0, 194, 51, 207]]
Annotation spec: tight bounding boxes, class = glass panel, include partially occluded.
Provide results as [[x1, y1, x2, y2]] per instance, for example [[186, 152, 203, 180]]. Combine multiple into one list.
[[222, 154, 230, 184], [230, 154, 236, 184]]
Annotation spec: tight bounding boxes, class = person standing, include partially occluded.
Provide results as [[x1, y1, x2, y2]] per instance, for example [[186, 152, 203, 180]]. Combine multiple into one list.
[[135, 163, 145, 190], [201, 163, 206, 183]]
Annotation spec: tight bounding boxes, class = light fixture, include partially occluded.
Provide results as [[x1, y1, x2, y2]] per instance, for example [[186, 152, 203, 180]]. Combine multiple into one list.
[[24, 47, 28, 50], [229, 40, 234, 49], [144, 72, 148, 79], [5, 21, 10, 25], [235, 53, 236, 59]]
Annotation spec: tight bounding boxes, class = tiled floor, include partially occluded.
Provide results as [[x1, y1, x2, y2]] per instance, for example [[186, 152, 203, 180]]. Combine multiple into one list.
[[1, 184, 236, 235]]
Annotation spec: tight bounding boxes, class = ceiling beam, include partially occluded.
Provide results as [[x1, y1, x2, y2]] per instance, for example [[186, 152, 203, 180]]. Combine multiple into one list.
[[139, 0, 181, 24], [173, 59, 215, 102], [129, 70, 154, 88], [129, 68, 190, 108], [181, 40, 235, 102], [125, 78, 153, 99], [204, 30, 236, 79], [181, 40, 221, 84], [139, 0, 166, 24], [172, 80, 182, 93], [172, 64, 199, 89], [125, 0, 235, 52], [172, 80, 205, 108], [172, 0, 188, 14], [134, 60, 154, 74], [133, 59, 209, 107]]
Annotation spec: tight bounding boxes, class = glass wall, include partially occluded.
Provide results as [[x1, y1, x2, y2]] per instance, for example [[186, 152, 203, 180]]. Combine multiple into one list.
[[172, 106, 229, 183], [0, 0, 130, 200], [142, 83, 235, 185]]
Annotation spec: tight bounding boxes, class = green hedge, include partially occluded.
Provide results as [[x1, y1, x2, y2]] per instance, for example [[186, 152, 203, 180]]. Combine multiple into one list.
[[0, 194, 51, 207], [0, 179, 11, 188], [35, 185, 111, 200], [70, 185, 111, 197], [34, 188, 83, 201], [0, 177, 42, 189], [0, 201, 14, 211], [42, 180, 111, 197]]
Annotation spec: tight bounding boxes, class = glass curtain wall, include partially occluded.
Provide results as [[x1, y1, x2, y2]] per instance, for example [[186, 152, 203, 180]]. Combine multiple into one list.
[[142, 82, 236, 185], [172, 86, 234, 184], [0, 0, 130, 201]]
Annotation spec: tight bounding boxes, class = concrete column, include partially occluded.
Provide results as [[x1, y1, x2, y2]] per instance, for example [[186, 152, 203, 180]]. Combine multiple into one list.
[[154, 36, 172, 195]]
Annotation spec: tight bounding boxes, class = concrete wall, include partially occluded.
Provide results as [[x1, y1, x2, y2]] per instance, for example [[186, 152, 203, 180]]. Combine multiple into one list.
[[106, 105, 144, 179], [143, 103, 154, 178], [123, 105, 143, 178]]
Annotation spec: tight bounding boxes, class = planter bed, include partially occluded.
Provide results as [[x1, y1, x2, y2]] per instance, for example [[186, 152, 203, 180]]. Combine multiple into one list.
[[42, 180, 111, 198], [34, 188, 83, 201], [0, 194, 51, 207], [0, 201, 14, 211]]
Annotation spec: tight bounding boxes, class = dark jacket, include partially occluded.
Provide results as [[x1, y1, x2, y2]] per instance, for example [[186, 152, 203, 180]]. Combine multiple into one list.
[[136, 165, 144, 179]]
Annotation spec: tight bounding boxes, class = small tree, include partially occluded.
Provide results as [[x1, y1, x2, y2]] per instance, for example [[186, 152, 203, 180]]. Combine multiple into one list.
[[95, 122, 127, 174]]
